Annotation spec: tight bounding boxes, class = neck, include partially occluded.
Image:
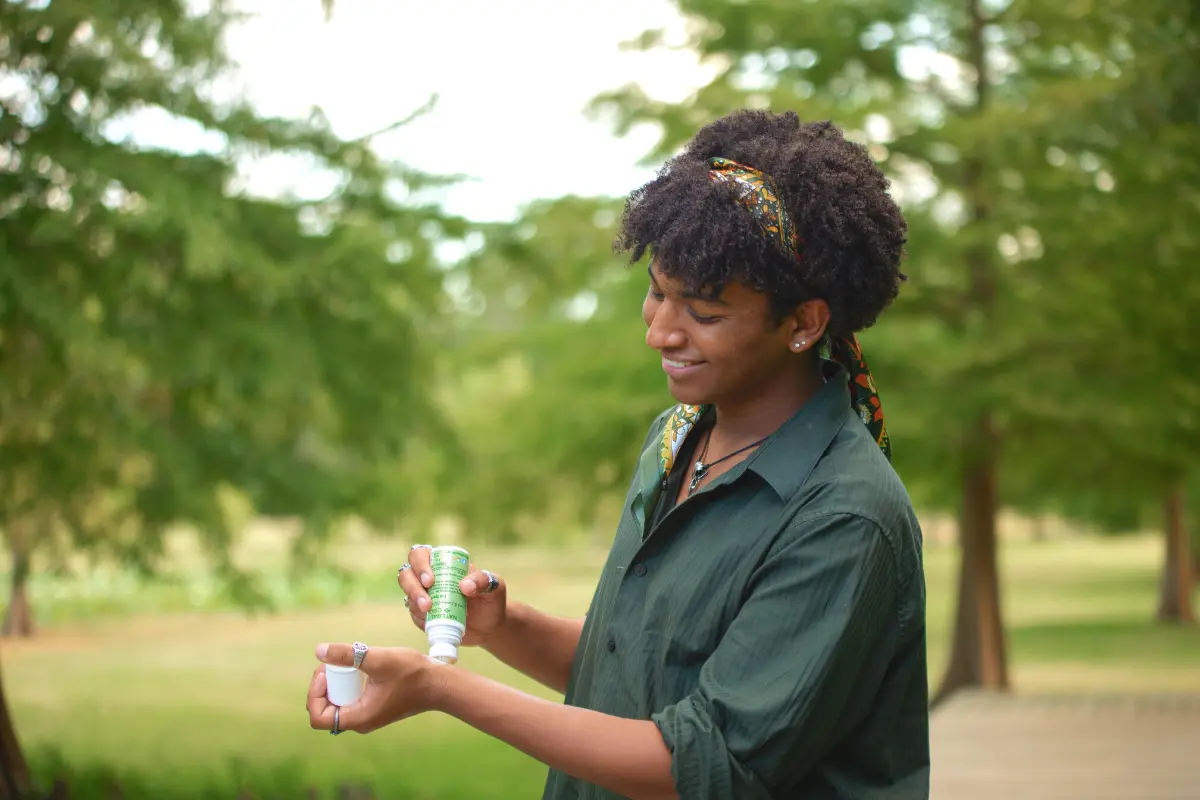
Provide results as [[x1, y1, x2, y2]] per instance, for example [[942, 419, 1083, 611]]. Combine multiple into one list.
[[709, 359, 824, 449]]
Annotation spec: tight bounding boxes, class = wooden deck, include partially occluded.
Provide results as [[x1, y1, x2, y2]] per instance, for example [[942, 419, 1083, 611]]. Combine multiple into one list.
[[930, 691, 1200, 799]]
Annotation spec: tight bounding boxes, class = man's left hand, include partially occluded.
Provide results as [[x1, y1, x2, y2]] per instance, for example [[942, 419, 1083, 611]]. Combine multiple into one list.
[[306, 642, 442, 734]]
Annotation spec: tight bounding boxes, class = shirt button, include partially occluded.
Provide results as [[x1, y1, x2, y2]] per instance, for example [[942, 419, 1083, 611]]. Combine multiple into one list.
[[606, 636, 616, 653], [633, 563, 647, 576]]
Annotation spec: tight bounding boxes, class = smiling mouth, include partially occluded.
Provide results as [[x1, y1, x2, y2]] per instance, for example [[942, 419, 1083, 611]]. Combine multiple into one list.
[[662, 357, 704, 369]]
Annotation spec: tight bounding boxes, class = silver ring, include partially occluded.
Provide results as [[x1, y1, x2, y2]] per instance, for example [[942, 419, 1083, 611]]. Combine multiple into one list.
[[480, 570, 500, 594], [403, 595, 410, 608], [331, 706, 341, 736], [352, 641, 368, 670], [398, 563, 411, 575], [410, 544, 432, 551]]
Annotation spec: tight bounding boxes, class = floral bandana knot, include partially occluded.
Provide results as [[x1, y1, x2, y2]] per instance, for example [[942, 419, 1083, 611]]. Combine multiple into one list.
[[652, 157, 892, 483]]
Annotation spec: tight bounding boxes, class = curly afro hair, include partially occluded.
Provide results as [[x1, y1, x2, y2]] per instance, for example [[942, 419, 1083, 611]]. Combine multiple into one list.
[[615, 110, 907, 336]]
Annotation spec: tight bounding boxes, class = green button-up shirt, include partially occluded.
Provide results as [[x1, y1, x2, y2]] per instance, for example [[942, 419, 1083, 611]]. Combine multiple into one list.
[[541, 361, 930, 800]]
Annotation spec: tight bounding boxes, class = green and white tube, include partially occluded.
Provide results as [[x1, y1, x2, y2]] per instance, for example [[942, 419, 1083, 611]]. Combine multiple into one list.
[[425, 545, 470, 664]]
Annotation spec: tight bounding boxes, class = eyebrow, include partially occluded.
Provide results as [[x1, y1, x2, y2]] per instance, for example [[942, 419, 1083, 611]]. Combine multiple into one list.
[[647, 264, 729, 305]]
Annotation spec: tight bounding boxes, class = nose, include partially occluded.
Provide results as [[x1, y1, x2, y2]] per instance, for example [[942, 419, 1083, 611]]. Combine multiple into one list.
[[645, 298, 687, 352]]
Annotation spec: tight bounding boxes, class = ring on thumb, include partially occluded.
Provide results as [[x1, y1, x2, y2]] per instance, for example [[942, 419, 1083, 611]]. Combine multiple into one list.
[[315, 642, 361, 669]]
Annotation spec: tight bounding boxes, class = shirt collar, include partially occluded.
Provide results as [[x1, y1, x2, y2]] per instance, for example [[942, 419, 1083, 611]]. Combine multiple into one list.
[[742, 358, 854, 500], [630, 359, 855, 529]]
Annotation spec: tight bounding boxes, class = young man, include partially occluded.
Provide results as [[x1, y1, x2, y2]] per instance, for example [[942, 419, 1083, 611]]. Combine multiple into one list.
[[306, 110, 930, 799]]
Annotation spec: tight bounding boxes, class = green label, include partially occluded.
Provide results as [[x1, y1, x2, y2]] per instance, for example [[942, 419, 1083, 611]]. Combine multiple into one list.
[[427, 546, 469, 626]]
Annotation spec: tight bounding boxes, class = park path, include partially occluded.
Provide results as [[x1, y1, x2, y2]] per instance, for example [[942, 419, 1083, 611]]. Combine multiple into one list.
[[930, 690, 1200, 799]]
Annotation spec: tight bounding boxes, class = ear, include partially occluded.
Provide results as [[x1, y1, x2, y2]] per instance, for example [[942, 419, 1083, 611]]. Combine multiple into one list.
[[785, 299, 830, 352]]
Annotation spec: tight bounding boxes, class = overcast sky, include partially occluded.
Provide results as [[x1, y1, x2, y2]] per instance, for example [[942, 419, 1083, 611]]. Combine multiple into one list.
[[211, 0, 715, 221], [98, 2, 948, 223]]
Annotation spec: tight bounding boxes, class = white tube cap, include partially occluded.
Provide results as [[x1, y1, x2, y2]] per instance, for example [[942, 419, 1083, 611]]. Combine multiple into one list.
[[429, 641, 459, 664], [325, 664, 365, 706]]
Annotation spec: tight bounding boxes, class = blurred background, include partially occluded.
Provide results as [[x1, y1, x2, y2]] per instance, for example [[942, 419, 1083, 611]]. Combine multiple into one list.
[[0, 0, 1197, 797]]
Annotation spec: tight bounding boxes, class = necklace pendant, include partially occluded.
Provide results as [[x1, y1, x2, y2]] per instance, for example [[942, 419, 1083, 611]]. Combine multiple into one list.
[[689, 462, 708, 493]]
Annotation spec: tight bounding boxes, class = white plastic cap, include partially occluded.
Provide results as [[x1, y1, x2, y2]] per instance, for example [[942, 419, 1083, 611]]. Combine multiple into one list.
[[429, 641, 459, 664], [325, 664, 365, 706]]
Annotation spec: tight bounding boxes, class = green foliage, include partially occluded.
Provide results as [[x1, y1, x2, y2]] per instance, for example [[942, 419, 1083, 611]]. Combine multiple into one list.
[[0, 1, 465, 594], [25, 744, 548, 799], [409, 197, 673, 541], [990, 0, 1200, 527]]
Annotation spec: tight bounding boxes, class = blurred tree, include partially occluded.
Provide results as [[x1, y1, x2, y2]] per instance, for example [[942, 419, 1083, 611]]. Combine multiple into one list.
[[951, 0, 1200, 628], [410, 196, 672, 542], [0, 0, 461, 791], [0, 659, 26, 799], [0, 0, 461, 632], [1110, 3, 1199, 627], [1025, 0, 1200, 625]]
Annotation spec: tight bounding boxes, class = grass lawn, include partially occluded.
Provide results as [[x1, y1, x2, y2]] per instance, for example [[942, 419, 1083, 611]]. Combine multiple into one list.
[[1, 533, 1197, 797]]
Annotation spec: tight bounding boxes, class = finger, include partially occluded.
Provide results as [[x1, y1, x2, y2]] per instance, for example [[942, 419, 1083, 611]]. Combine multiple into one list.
[[316, 642, 362, 670], [460, 569, 502, 598], [310, 702, 337, 731], [404, 581, 428, 628], [317, 642, 387, 677], [408, 604, 427, 631], [306, 667, 334, 729], [407, 546, 435, 589], [332, 702, 368, 734], [308, 664, 326, 701], [397, 565, 431, 612]]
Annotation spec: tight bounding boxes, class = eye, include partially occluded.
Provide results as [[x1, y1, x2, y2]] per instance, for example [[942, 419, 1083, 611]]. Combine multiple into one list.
[[648, 286, 665, 301], [688, 310, 721, 324]]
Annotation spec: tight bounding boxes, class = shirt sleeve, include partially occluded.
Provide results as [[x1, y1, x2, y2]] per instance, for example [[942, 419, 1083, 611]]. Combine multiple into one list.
[[650, 512, 901, 799]]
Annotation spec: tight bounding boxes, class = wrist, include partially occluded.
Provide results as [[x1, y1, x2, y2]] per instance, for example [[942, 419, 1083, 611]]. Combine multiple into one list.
[[420, 652, 457, 714], [480, 599, 526, 653]]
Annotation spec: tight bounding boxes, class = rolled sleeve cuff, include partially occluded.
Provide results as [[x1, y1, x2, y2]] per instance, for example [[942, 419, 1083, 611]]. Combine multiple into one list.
[[652, 696, 772, 800]]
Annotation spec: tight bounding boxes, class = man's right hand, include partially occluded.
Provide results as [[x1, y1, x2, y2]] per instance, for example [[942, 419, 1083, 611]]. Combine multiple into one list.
[[396, 544, 509, 647]]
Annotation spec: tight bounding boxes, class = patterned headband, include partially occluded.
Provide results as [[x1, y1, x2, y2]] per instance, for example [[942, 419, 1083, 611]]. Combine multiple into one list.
[[706, 156, 891, 461]]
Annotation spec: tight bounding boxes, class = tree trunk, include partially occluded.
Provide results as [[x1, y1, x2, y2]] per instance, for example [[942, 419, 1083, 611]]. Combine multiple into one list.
[[1156, 482, 1195, 624], [932, 416, 1010, 707], [0, 657, 31, 799], [1, 546, 33, 639], [932, 0, 1010, 708]]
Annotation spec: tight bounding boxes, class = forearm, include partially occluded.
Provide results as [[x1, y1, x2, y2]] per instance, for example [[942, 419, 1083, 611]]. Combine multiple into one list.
[[481, 601, 583, 693], [430, 665, 678, 800]]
